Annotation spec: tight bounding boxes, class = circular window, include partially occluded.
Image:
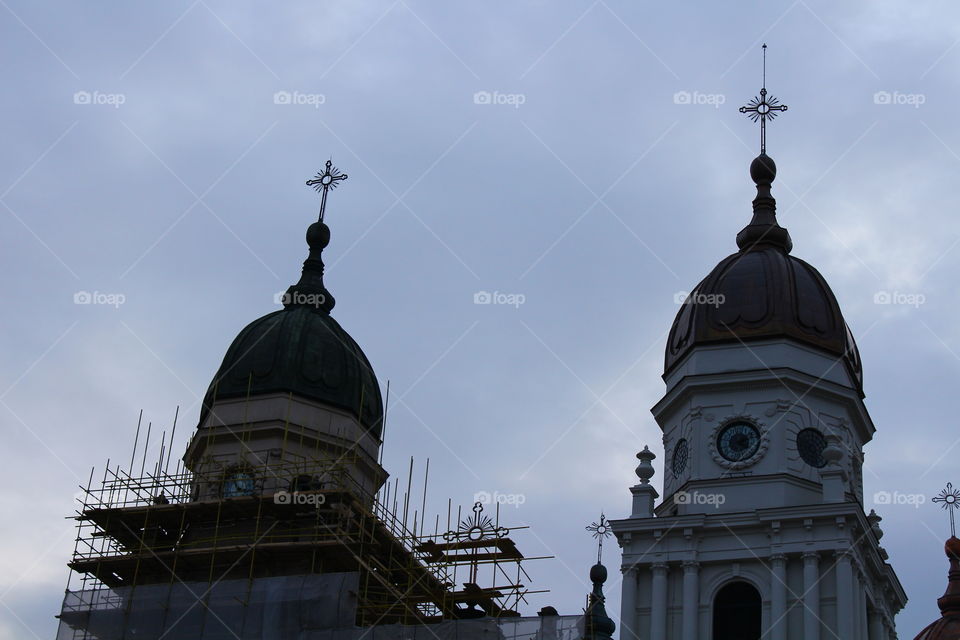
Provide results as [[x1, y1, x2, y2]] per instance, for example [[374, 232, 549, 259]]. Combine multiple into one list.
[[672, 439, 689, 477], [797, 429, 827, 468], [716, 422, 761, 462]]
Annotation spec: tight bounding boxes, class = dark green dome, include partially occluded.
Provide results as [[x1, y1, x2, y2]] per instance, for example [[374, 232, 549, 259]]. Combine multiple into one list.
[[200, 304, 384, 436], [199, 176, 384, 437]]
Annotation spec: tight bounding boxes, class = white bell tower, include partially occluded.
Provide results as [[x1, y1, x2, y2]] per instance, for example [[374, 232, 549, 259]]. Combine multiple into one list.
[[609, 55, 906, 640]]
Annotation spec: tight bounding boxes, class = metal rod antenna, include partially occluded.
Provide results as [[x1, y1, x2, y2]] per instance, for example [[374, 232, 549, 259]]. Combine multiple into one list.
[[762, 42, 767, 88], [129, 410, 143, 474], [379, 380, 390, 467], [156, 430, 166, 478], [419, 458, 430, 538], [402, 456, 413, 531], [140, 422, 152, 477], [165, 406, 179, 474]]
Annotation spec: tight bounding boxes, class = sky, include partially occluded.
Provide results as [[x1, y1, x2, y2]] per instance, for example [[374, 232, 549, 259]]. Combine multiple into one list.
[[1, 1, 959, 637]]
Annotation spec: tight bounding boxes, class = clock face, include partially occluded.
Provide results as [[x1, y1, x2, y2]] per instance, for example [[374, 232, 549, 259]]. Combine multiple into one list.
[[717, 422, 761, 462]]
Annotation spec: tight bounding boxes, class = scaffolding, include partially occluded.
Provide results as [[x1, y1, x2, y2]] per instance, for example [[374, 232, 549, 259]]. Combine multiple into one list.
[[59, 431, 547, 638]]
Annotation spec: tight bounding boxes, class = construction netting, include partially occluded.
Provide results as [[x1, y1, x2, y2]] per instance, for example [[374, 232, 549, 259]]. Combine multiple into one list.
[[56, 572, 584, 640]]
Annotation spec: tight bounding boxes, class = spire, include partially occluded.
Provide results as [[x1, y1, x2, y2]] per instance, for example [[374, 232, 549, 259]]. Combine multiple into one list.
[[933, 483, 960, 618], [283, 160, 348, 313], [584, 514, 616, 640], [584, 561, 616, 640], [914, 484, 960, 638], [937, 537, 960, 618], [737, 44, 792, 253]]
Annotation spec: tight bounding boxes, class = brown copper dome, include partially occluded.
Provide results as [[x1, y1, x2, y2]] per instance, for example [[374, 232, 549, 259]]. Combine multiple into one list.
[[665, 245, 863, 392], [914, 537, 960, 640], [664, 153, 863, 394]]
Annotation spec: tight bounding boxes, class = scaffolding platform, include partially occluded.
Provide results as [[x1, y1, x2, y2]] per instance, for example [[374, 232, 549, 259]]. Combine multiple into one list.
[[59, 455, 547, 638]]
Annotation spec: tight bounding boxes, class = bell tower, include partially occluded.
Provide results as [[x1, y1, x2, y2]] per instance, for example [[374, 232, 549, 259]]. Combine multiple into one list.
[[610, 47, 906, 640]]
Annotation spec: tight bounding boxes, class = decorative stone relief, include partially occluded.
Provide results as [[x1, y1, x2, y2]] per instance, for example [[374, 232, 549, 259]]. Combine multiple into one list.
[[764, 398, 794, 417]]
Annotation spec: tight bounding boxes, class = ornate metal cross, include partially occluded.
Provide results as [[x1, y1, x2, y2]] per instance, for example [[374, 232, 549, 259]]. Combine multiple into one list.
[[306, 160, 348, 222], [442, 502, 508, 583], [586, 513, 612, 564], [934, 482, 960, 537], [739, 44, 788, 154]]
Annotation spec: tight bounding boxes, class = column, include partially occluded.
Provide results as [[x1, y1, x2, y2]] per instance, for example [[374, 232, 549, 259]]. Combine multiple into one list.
[[620, 565, 638, 640], [650, 563, 668, 640], [802, 552, 820, 640], [835, 551, 854, 639], [681, 560, 699, 640], [869, 609, 884, 640], [770, 554, 787, 640], [856, 571, 870, 640]]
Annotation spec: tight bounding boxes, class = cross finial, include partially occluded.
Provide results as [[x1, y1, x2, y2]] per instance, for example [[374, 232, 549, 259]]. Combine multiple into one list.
[[305, 160, 348, 222], [739, 43, 788, 154], [934, 482, 960, 537], [586, 513, 612, 564]]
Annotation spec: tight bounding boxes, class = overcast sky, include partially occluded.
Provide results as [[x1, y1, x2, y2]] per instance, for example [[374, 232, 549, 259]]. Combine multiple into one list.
[[2, 1, 960, 637]]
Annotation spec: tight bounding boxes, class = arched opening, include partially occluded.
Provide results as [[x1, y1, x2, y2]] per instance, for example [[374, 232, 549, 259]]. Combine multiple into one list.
[[712, 581, 761, 640]]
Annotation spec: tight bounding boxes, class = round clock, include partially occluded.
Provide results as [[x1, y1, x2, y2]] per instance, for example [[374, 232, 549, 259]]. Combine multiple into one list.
[[672, 439, 689, 477], [717, 421, 761, 462]]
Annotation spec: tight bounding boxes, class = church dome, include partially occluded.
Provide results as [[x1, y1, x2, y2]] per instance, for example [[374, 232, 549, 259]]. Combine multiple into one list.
[[200, 305, 384, 436], [914, 537, 960, 640], [199, 161, 383, 436], [664, 153, 863, 392]]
